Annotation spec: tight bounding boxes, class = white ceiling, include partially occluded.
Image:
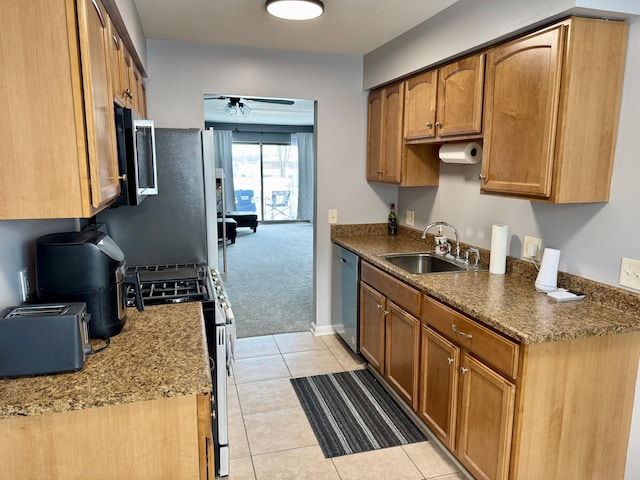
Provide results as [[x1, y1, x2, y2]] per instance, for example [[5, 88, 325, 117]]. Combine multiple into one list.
[[133, 0, 460, 125]]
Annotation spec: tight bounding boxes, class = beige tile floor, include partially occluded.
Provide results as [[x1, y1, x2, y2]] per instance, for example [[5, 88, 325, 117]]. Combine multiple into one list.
[[226, 331, 467, 480]]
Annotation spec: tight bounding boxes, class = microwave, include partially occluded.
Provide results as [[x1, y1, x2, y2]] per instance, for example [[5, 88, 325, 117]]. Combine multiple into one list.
[[113, 106, 158, 206]]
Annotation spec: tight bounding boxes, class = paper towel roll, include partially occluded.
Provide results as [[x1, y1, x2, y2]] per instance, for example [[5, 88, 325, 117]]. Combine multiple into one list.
[[439, 142, 483, 164], [489, 224, 508, 274], [535, 248, 561, 292]]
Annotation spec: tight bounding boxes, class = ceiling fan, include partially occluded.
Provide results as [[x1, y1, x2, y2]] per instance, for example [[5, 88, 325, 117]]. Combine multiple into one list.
[[204, 95, 295, 117]]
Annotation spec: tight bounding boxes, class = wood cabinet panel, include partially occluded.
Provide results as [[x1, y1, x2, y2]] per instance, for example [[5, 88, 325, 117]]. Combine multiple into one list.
[[457, 355, 515, 480], [77, 0, 120, 209], [481, 25, 564, 198], [481, 17, 628, 203], [0, 0, 120, 219], [424, 296, 518, 379], [384, 302, 420, 409], [366, 82, 404, 183], [419, 326, 459, 450], [361, 262, 421, 317], [403, 53, 484, 143], [404, 70, 437, 141], [436, 54, 485, 138], [0, 394, 211, 479], [359, 281, 386, 374]]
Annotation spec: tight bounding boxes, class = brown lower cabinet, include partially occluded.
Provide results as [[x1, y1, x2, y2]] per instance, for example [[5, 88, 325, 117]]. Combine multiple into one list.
[[359, 262, 421, 409], [419, 294, 639, 480], [0, 393, 214, 479], [421, 325, 515, 480], [358, 260, 640, 480]]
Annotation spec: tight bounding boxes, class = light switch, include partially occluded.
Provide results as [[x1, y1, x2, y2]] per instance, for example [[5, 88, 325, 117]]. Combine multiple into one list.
[[328, 209, 338, 224]]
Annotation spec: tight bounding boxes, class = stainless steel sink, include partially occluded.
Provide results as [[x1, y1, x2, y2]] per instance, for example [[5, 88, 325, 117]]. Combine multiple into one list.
[[377, 252, 480, 274]]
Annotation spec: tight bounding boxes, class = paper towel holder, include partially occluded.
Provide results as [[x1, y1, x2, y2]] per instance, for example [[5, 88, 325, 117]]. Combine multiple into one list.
[[439, 142, 483, 164]]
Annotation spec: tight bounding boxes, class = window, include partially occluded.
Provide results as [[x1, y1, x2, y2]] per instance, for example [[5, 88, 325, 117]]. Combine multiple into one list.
[[232, 142, 299, 221]]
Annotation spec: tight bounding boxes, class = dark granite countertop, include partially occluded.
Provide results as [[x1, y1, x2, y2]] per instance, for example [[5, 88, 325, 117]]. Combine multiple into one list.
[[0, 302, 212, 420], [332, 225, 640, 345]]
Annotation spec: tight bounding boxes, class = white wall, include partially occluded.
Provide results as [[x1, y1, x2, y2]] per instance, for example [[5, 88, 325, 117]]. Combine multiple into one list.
[[143, 40, 396, 333], [364, 0, 640, 89], [364, 2, 640, 478], [114, 0, 147, 70]]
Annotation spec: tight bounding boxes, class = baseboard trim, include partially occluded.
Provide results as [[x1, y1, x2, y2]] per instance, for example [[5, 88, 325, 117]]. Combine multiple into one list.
[[310, 323, 336, 336]]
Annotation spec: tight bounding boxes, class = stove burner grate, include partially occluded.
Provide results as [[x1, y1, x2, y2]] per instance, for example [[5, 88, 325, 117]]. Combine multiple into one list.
[[126, 263, 213, 306]]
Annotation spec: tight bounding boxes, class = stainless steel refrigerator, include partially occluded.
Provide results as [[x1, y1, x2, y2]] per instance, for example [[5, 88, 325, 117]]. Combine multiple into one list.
[[97, 128, 219, 269]]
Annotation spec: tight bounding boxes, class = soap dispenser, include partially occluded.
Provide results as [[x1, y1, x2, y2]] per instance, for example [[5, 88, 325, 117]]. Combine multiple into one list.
[[435, 227, 447, 255]]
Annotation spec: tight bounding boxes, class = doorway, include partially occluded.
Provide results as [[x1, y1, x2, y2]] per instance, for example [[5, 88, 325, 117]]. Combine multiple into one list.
[[232, 142, 299, 222], [204, 94, 316, 339]]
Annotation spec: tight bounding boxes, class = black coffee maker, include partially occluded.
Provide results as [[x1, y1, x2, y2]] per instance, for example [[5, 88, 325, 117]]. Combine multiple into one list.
[[35, 230, 143, 338]]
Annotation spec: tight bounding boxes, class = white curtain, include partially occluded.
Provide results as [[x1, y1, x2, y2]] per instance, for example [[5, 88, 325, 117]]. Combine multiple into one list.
[[214, 130, 236, 211], [295, 132, 314, 221]]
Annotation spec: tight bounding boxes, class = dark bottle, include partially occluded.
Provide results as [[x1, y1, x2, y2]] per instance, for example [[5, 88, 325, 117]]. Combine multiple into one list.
[[388, 203, 398, 236]]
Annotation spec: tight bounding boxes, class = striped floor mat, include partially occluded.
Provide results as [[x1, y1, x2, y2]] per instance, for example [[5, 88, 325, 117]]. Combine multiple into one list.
[[291, 369, 427, 458]]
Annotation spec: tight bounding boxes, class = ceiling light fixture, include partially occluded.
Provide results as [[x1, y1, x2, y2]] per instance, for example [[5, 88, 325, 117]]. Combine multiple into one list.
[[224, 98, 252, 117], [265, 0, 324, 21]]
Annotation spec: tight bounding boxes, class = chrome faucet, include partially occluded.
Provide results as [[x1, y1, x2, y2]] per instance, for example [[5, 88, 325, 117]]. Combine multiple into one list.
[[421, 221, 462, 262]]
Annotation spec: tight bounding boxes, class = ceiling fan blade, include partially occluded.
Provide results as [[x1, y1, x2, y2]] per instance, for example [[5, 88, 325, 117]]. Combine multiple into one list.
[[246, 98, 295, 105]]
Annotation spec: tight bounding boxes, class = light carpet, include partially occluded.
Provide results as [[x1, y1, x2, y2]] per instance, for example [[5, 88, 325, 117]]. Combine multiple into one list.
[[222, 222, 313, 338], [291, 369, 427, 458]]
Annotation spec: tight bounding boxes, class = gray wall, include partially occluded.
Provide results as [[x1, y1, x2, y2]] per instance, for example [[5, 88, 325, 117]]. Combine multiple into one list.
[[143, 40, 397, 336]]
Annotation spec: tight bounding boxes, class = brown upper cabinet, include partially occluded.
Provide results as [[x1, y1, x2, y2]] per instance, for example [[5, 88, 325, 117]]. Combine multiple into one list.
[[404, 54, 485, 142], [108, 17, 128, 107], [481, 17, 628, 203], [366, 82, 404, 183], [367, 82, 440, 186], [0, 0, 121, 219]]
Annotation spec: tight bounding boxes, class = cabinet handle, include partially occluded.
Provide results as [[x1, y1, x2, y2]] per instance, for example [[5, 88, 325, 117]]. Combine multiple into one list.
[[447, 357, 454, 365], [478, 174, 487, 182], [426, 122, 433, 129], [89, 0, 106, 28], [460, 367, 468, 375], [118, 174, 127, 181], [376, 169, 383, 175], [435, 121, 443, 128], [383, 310, 389, 316], [452, 324, 473, 339], [125, 89, 134, 99], [376, 303, 382, 309]]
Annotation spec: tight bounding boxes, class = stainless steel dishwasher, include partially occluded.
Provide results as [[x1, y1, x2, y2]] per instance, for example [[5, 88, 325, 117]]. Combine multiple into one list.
[[331, 244, 360, 353]]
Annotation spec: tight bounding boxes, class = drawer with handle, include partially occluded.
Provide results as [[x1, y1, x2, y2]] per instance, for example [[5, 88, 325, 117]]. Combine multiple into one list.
[[423, 295, 519, 379]]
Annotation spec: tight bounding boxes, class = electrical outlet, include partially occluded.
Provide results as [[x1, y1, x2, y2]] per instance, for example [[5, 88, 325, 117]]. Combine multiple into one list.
[[328, 209, 338, 224], [523, 236, 542, 262], [619, 257, 640, 291], [19, 269, 30, 302], [406, 210, 414, 226]]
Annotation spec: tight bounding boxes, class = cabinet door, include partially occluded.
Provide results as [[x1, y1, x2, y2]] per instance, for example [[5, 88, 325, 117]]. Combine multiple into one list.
[[380, 82, 404, 183], [436, 54, 485, 138], [384, 302, 420, 410], [77, 0, 120, 209], [456, 354, 516, 480], [404, 71, 437, 141], [366, 83, 404, 184], [419, 326, 459, 450], [481, 25, 565, 198], [366, 89, 384, 181], [359, 282, 386, 374], [107, 17, 126, 106]]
